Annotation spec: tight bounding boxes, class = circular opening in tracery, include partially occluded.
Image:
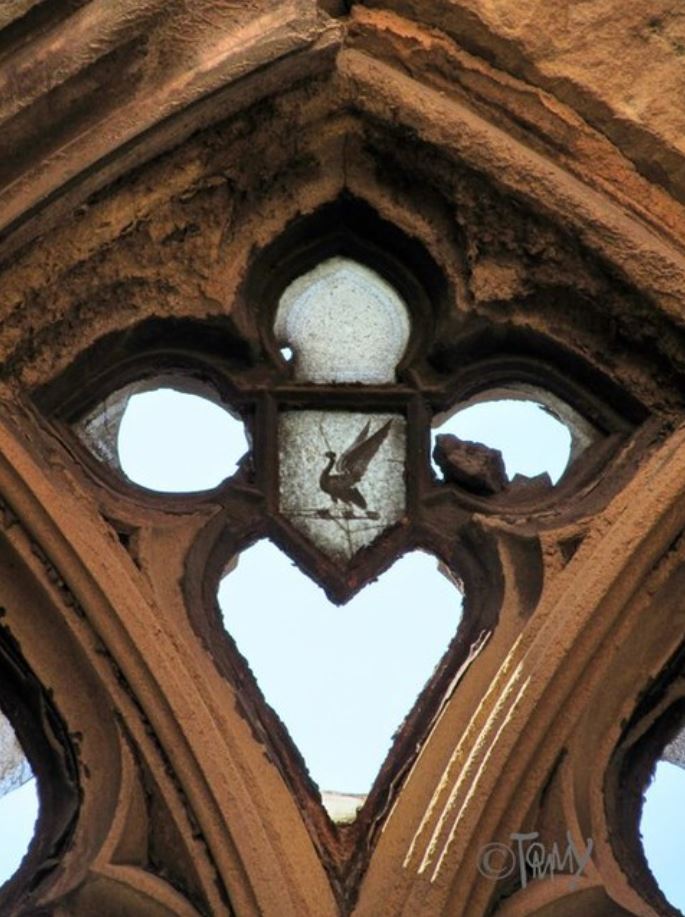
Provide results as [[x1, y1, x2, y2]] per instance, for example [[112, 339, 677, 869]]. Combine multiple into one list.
[[117, 388, 249, 493], [432, 398, 574, 488]]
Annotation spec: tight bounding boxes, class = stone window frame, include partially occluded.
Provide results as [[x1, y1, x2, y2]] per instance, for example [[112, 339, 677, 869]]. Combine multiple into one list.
[[27, 196, 649, 902]]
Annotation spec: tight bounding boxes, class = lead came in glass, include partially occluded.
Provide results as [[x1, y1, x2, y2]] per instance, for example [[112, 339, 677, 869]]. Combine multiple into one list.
[[279, 411, 406, 560]]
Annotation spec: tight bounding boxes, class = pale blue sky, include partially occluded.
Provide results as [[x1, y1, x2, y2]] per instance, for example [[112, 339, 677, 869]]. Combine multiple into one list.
[[219, 542, 461, 794], [641, 761, 685, 910], [0, 779, 38, 883]]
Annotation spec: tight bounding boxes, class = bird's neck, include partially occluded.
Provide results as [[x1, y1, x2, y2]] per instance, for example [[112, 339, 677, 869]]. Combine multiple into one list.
[[320, 453, 337, 486]]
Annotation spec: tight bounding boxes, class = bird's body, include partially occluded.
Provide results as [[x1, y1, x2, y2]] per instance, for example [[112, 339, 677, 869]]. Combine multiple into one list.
[[319, 420, 393, 510]]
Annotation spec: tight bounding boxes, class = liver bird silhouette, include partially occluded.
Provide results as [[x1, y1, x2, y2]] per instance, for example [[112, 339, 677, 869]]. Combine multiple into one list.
[[319, 420, 393, 510]]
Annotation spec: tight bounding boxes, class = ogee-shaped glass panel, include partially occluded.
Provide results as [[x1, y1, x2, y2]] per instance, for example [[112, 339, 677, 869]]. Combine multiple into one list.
[[274, 257, 411, 383]]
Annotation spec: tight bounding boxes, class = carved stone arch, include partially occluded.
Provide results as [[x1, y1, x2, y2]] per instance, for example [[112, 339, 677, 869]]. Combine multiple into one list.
[[494, 882, 634, 917], [0, 424, 179, 914], [4, 70, 681, 440], [0, 426, 118, 913], [3, 3, 685, 917], [569, 493, 685, 915]]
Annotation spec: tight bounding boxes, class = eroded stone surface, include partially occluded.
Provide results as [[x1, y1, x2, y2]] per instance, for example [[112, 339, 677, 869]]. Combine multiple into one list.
[[364, 0, 685, 205], [2, 5, 685, 916]]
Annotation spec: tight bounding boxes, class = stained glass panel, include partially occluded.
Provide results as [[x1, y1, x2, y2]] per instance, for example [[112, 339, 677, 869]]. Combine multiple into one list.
[[279, 411, 406, 561]]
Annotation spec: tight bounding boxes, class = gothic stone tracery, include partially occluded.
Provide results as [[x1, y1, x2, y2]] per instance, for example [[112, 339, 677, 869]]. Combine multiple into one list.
[[1, 2, 685, 915]]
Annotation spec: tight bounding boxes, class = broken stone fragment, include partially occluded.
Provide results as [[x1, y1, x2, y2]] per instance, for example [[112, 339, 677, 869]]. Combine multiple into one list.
[[509, 471, 553, 491], [433, 434, 507, 495]]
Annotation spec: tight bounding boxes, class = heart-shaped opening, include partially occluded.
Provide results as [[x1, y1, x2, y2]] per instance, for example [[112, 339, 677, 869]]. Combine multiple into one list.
[[218, 541, 463, 823]]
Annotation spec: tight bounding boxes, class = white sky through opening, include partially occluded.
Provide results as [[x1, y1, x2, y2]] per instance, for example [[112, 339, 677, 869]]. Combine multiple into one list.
[[434, 399, 572, 483], [641, 760, 685, 911], [0, 777, 38, 887], [218, 542, 462, 800], [118, 389, 248, 492]]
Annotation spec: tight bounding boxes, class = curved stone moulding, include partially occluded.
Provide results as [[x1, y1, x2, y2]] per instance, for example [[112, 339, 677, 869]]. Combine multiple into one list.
[[356, 428, 685, 916], [0, 1, 341, 256], [0, 400, 340, 915], [0, 444, 119, 911], [564, 521, 685, 915], [72, 868, 206, 917]]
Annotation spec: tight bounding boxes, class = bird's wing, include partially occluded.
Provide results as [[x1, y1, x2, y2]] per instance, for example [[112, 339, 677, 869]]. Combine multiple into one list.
[[335, 421, 370, 472], [339, 420, 393, 482]]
